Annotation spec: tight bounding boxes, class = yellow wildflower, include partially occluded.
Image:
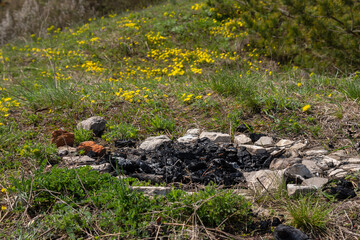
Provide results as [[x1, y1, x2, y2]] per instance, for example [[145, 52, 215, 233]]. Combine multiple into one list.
[[1, 188, 6, 193], [297, 83, 302, 87], [302, 105, 311, 112], [1, 206, 6, 211]]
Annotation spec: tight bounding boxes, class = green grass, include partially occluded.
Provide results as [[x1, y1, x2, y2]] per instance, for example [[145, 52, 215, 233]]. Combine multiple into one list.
[[0, 0, 359, 238]]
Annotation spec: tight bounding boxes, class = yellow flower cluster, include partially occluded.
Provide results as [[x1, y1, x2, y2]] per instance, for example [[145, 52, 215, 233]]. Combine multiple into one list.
[[210, 18, 247, 39], [181, 93, 204, 103], [0, 97, 20, 119], [115, 87, 152, 103], [191, 3, 204, 11], [146, 31, 168, 46], [81, 61, 105, 74], [117, 18, 140, 30]]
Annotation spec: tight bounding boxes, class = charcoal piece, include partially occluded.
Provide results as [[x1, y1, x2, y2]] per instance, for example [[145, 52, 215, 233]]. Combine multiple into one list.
[[323, 179, 356, 200], [236, 123, 253, 133], [187, 161, 207, 172], [115, 139, 136, 148], [87, 150, 97, 158], [273, 224, 309, 240], [114, 157, 138, 173], [137, 160, 154, 174], [249, 133, 267, 142]]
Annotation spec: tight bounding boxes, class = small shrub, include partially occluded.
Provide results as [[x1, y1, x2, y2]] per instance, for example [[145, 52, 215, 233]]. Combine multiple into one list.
[[286, 194, 333, 234], [74, 127, 93, 144], [102, 122, 139, 142], [149, 115, 175, 132]]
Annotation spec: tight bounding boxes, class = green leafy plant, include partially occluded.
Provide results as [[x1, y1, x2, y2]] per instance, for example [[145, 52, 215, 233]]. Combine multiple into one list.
[[149, 115, 175, 132], [102, 123, 139, 142], [74, 127, 93, 144]]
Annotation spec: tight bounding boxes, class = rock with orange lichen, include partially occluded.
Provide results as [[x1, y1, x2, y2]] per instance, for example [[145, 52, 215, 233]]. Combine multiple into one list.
[[51, 129, 75, 147], [77, 141, 106, 156]]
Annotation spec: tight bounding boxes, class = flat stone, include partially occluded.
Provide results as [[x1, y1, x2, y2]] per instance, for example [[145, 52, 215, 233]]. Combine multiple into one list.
[[90, 163, 112, 172], [302, 177, 328, 189], [199, 131, 231, 143], [77, 116, 106, 137], [343, 158, 360, 164], [131, 186, 172, 196], [284, 163, 313, 179], [177, 134, 198, 143], [270, 158, 301, 170], [276, 139, 295, 148], [287, 184, 316, 197], [328, 150, 347, 159], [238, 145, 266, 155], [62, 155, 96, 165], [341, 164, 360, 172], [244, 169, 284, 192], [255, 136, 274, 147], [302, 160, 323, 176], [139, 135, 171, 151], [304, 149, 328, 156], [321, 156, 341, 168], [328, 169, 348, 178], [57, 146, 77, 155], [186, 128, 201, 136], [289, 142, 307, 151], [234, 134, 252, 145]]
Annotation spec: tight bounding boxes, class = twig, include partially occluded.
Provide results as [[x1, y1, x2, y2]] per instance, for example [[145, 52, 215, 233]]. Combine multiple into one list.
[[338, 226, 360, 237], [256, 177, 275, 200]]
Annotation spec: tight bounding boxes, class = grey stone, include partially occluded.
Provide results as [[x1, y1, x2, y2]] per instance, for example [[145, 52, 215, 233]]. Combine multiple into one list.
[[238, 144, 266, 155], [90, 163, 112, 172], [199, 131, 231, 143], [287, 184, 316, 197], [186, 128, 201, 136], [276, 139, 295, 148], [270, 158, 301, 170], [255, 136, 274, 147], [328, 150, 347, 159], [244, 169, 284, 192], [284, 163, 313, 179], [304, 148, 328, 156], [62, 155, 96, 165], [302, 177, 328, 189], [139, 135, 171, 151], [274, 224, 309, 240], [57, 146, 77, 156], [302, 160, 323, 176], [131, 186, 172, 196], [289, 142, 307, 151], [177, 134, 198, 143], [234, 134, 252, 145], [328, 169, 348, 178], [77, 116, 106, 137], [341, 164, 360, 172], [322, 156, 341, 168], [343, 158, 360, 164]]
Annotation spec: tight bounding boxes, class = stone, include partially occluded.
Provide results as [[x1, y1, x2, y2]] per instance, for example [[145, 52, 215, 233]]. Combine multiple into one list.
[[273, 224, 309, 240], [340, 164, 360, 172], [255, 136, 274, 147], [304, 148, 328, 156], [322, 156, 341, 168], [289, 142, 307, 151], [186, 128, 201, 136], [139, 135, 171, 151], [51, 129, 75, 147], [77, 116, 106, 137], [77, 141, 106, 156], [244, 169, 283, 192], [284, 163, 313, 179], [62, 155, 96, 165], [270, 158, 301, 170], [234, 134, 252, 145], [302, 177, 328, 189], [287, 184, 316, 197], [302, 159, 323, 176], [90, 163, 112, 172], [57, 146, 77, 156], [328, 150, 347, 160], [177, 135, 198, 144], [276, 139, 294, 148], [328, 169, 348, 178], [131, 186, 172, 196], [199, 131, 231, 143], [237, 144, 267, 155], [343, 158, 360, 164]]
